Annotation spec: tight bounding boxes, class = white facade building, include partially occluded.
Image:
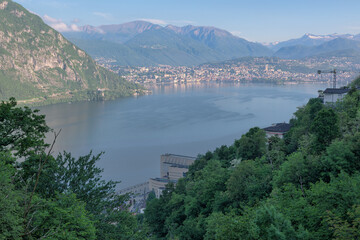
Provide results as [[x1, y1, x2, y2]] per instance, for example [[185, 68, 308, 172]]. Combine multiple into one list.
[[323, 88, 350, 104], [149, 154, 196, 198]]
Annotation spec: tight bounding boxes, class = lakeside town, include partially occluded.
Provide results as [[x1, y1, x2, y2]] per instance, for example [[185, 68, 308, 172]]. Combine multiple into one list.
[[97, 56, 360, 85]]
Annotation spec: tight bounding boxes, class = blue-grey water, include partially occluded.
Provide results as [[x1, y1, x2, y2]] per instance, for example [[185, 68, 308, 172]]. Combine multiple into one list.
[[38, 82, 328, 188]]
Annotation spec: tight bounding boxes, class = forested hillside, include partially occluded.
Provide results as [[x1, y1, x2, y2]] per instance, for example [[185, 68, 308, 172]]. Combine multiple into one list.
[[144, 78, 360, 239]]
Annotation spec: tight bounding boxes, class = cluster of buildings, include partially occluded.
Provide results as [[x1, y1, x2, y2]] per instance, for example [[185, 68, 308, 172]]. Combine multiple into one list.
[[117, 64, 320, 84], [100, 57, 360, 85]]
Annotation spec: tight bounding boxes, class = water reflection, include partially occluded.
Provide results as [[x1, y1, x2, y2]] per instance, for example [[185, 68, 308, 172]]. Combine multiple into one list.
[[38, 82, 329, 188]]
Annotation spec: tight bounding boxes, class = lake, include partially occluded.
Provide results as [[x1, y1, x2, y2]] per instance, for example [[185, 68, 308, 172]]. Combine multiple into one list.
[[37, 82, 328, 189]]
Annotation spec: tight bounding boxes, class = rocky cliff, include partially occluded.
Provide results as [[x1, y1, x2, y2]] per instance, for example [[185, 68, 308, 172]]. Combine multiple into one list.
[[0, 0, 141, 103]]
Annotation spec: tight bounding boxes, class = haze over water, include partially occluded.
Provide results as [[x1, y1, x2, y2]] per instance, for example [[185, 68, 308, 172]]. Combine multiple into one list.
[[38, 82, 328, 188]]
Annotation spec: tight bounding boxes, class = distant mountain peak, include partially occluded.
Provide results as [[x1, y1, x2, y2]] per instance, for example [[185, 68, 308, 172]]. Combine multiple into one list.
[[302, 33, 354, 40], [74, 21, 238, 43], [97, 21, 160, 34], [165, 24, 234, 39], [268, 32, 360, 51], [100, 21, 160, 32], [164, 24, 182, 33]]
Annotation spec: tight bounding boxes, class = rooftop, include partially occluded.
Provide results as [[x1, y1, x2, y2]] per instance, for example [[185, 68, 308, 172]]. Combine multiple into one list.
[[323, 88, 350, 94], [165, 162, 190, 169], [263, 123, 291, 133], [150, 178, 177, 183], [162, 153, 196, 160]]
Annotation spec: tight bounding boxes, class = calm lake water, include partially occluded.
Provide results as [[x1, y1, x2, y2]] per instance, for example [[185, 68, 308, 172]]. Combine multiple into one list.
[[38, 82, 328, 188]]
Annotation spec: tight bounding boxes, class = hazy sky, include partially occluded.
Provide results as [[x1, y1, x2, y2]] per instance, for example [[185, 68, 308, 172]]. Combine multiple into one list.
[[15, 0, 360, 43]]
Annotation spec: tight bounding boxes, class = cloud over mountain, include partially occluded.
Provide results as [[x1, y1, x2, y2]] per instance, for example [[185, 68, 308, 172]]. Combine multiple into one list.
[[43, 14, 79, 32]]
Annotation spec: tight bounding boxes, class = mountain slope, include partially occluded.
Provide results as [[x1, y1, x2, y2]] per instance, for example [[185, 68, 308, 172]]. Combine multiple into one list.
[[274, 38, 360, 59], [64, 22, 273, 67], [124, 28, 224, 66], [68, 38, 157, 66], [269, 33, 356, 51], [166, 25, 273, 59], [0, 0, 141, 103]]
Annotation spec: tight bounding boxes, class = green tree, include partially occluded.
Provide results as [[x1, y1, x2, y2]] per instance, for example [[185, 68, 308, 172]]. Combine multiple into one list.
[[0, 98, 50, 157], [27, 193, 96, 240], [95, 199, 141, 240], [186, 160, 229, 216], [55, 151, 120, 215], [187, 151, 214, 180], [212, 145, 236, 168], [326, 205, 360, 240], [272, 173, 360, 240], [304, 172, 360, 239], [0, 154, 23, 240], [235, 127, 267, 160], [284, 98, 323, 154], [205, 211, 250, 240], [165, 193, 186, 238], [20, 151, 140, 239], [310, 108, 339, 151], [227, 160, 272, 206], [321, 139, 357, 180], [273, 152, 322, 192], [250, 204, 309, 240], [145, 184, 175, 239]]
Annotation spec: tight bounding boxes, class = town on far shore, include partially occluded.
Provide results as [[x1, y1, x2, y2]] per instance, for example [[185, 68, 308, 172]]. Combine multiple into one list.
[[97, 56, 360, 86]]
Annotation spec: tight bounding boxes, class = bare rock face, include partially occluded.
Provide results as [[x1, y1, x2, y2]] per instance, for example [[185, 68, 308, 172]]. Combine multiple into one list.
[[0, 0, 138, 101], [0, 1, 8, 10]]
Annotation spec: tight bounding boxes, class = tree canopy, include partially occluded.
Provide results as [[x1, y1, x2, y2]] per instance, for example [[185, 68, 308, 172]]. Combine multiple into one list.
[[144, 84, 360, 239]]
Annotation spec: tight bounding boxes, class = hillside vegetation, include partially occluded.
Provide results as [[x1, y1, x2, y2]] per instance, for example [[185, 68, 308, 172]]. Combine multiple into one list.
[[0, 0, 142, 104], [144, 78, 360, 239]]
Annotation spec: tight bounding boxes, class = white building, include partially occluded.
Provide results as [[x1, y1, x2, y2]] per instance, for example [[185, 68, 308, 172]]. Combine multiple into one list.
[[149, 178, 177, 198], [149, 154, 196, 198], [323, 88, 350, 104], [160, 154, 195, 179]]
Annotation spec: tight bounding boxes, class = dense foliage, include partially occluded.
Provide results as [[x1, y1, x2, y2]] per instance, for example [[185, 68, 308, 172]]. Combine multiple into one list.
[[144, 80, 360, 239], [0, 98, 146, 239]]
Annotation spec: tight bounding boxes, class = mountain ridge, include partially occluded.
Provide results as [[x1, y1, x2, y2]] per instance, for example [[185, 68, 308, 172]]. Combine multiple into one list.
[[65, 21, 360, 65], [63, 21, 272, 66], [274, 37, 360, 59], [0, 0, 141, 103], [268, 33, 360, 51]]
